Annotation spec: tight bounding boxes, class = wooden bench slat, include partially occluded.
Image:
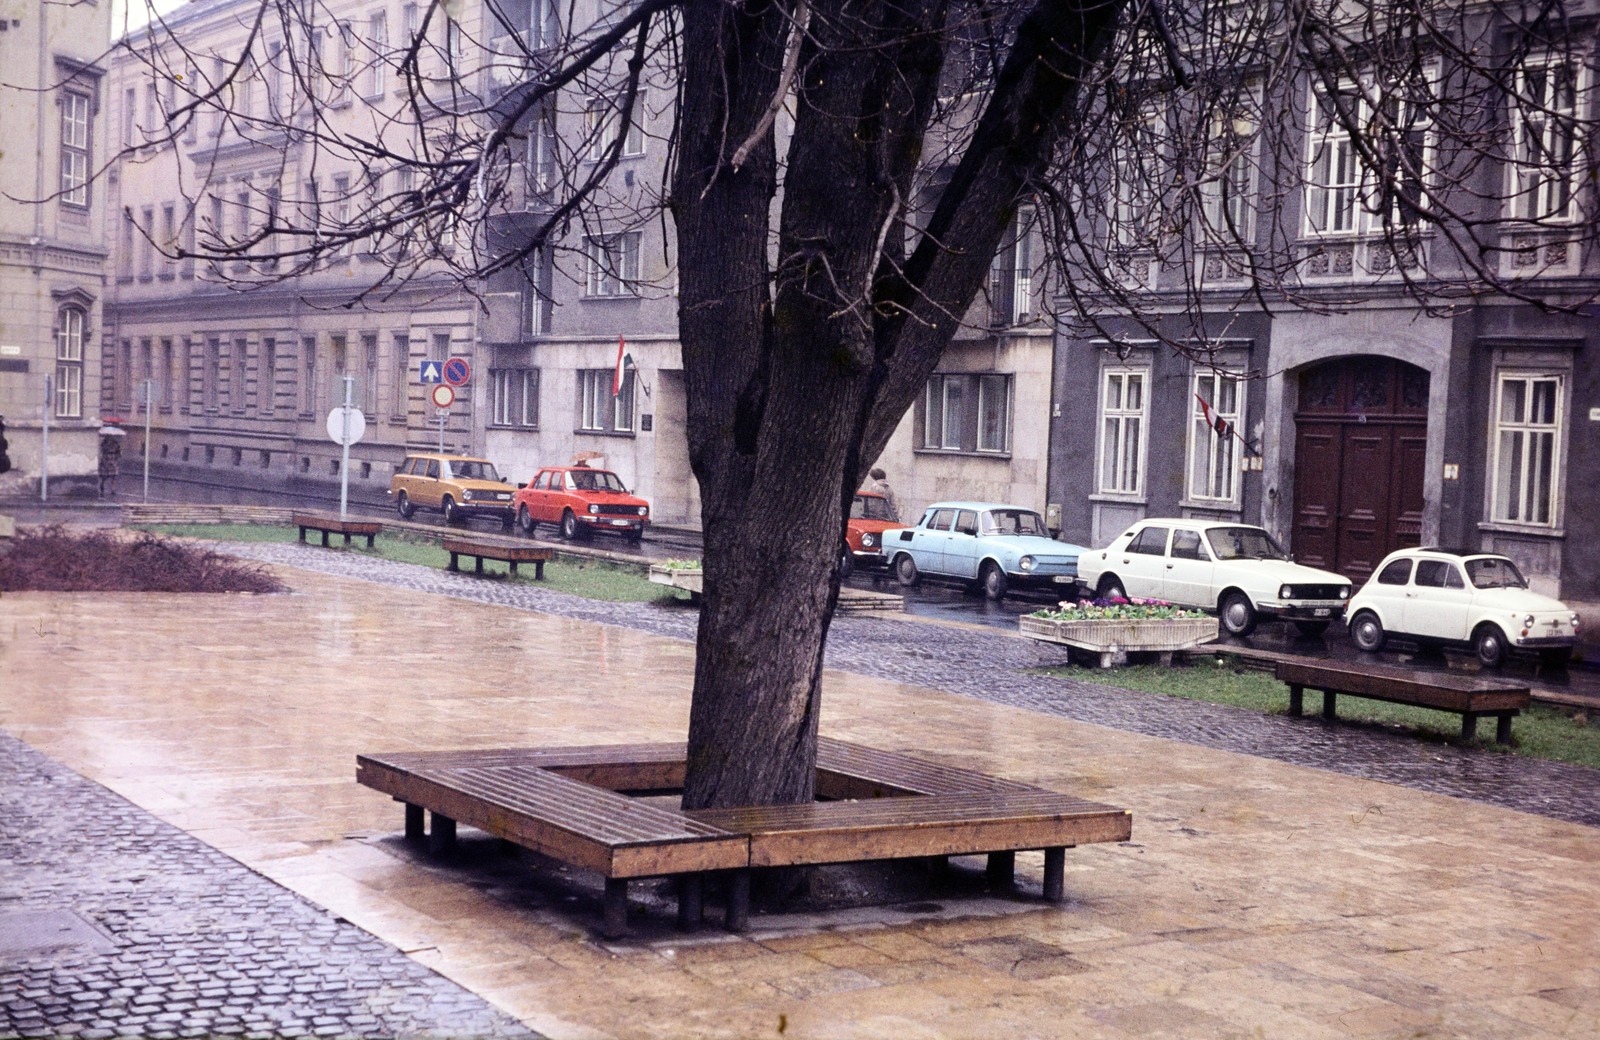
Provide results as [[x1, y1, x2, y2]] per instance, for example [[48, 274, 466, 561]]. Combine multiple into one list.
[[1274, 659, 1530, 743]]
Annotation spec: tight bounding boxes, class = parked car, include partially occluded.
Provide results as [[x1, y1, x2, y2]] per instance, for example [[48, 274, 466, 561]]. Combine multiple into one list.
[[883, 501, 1085, 600], [1076, 520, 1352, 637], [1345, 548, 1579, 667], [511, 465, 650, 542], [841, 491, 900, 576], [389, 453, 515, 526]]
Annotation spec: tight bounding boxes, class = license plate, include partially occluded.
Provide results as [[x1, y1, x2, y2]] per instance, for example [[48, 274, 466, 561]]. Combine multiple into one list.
[[611, 519, 629, 526], [1053, 576, 1076, 584], [1313, 608, 1330, 617]]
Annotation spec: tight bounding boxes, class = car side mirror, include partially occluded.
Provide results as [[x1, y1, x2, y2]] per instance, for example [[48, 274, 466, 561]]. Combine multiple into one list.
[[517, 482, 527, 490]]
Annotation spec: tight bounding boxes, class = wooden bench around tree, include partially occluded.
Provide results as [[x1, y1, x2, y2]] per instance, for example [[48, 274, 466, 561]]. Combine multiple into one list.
[[441, 537, 554, 579], [293, 511, 382, 548], [356, 738, 1132, 939], [1275, 659, 1531, 744]]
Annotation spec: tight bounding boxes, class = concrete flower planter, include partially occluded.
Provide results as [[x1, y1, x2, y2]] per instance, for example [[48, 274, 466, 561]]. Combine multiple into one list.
[[648, 565, 703, 601], [1019, 615, 1220, 668]]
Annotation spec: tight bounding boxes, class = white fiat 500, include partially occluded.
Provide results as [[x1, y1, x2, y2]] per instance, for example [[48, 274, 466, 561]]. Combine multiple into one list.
[[1345, 548, 1579, 667], [1076, 520, 1352, 637]]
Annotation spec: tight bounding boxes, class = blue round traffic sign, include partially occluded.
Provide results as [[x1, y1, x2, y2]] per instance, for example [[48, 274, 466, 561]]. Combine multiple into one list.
[[442, 357, 471, 386]]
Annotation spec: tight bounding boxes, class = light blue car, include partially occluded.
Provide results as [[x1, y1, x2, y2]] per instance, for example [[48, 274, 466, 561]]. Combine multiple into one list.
[[882, 501, 1087, 601]]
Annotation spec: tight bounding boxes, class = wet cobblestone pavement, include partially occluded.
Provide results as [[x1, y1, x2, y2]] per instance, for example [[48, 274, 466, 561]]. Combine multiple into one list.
[[217, 540, 1600, 830], [0, 732, 538, 1040]]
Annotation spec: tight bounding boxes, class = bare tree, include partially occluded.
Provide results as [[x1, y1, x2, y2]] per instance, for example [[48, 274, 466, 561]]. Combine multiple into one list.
[[94, 0, 1600, 811]]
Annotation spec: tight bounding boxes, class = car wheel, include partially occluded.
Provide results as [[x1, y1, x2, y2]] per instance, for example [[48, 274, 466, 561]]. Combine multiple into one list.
[[501, 510, 515, 530], [518, 505, 536, 534], [441, 496, 460, 525], [1096, 576, 1127, 602], [1349, 611, 1387, 652], [981, 562, 1008, 601], [560, 510, 580, 541], [625, 528, 644, 546], [1474, 624, 1508, 669], [840, 550, 855, 579], [1219, 591, 1258, 637], [1293, 620, 1331, 638], [894, 554, 919, 587], [396, 491, 414, 519]]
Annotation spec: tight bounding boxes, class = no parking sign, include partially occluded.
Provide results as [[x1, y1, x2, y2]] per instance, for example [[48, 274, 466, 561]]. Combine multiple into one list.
[[442, 358, 471, 386]]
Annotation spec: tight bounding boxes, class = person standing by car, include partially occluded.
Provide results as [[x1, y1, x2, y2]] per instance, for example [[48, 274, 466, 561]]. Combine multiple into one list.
[[867, 468, 898, 521]]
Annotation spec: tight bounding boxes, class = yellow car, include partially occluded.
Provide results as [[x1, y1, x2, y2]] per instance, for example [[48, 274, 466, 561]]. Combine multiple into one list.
[[389, 453, 516, 526]]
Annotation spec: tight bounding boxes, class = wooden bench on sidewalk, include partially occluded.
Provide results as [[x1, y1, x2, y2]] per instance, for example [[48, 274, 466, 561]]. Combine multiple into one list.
[[292, 511, 382, 549], [357, 738, 1132, 939], [1275, 659, 1531, 744], [441, 537, 554, 579]]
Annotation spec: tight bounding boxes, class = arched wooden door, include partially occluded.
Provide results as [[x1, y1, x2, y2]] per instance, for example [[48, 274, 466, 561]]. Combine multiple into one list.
[[1292, 357, 1429, 584]]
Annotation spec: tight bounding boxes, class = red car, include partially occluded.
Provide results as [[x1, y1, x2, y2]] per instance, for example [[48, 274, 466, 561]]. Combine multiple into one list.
[[842, 491, 900, 576], [512, 466, 651, 543]]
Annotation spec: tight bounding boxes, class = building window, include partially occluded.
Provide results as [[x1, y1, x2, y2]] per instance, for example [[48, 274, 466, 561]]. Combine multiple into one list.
[[362, 333, 378, 416], [205, 338, 221, 411], [1305, 83, 1360, 235], [988, 207, 1034, 326], [1491, 372, 1562, 527], [490, 368, 539, 426], [584, 232, 641, 296], [1203, 109, 1256, 242], [61, 91, 90, 207], [1511, 57, 1582, 223], [577, 368, 631, 433], [1188, 371, 1243, 504], [260, 338, 276, 415], [585, 93, 645, 160], [976, 374, 1010, 453], [232, 338, 249, 410], [614, 370, 634, 432], [55, 307, 85, 418], [1111, 106, 1162, 251], [302, 337, 317, 413], [160, 338, 174, 409], [920, 373, 1012, 453], [527, 104, 559, 197], [367, 12, 387, 97], [392, 333, 409, 417], [923, 375, 963, 449], [1098, 368, 1147, 495]]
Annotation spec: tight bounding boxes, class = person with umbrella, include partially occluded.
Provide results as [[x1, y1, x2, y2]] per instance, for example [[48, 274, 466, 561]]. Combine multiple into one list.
[[98, 419, 125, 498]]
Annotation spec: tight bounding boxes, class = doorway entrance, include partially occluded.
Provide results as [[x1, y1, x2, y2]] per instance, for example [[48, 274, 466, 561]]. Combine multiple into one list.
[[1292, 356, 1429, 584]]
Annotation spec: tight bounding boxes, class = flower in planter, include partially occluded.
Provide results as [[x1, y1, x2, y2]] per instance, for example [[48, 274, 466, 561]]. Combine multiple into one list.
[[662, 558, 703, 571], [1029, 597, 1201, 622]]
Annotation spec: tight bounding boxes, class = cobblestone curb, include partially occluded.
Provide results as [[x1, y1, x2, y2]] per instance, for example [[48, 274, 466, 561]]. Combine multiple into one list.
[[0, 732, 539, 1040], [221, 540, 1600, 829]]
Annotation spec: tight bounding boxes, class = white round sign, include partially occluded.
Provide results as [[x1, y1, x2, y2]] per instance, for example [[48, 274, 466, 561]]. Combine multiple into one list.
[[430, 384, 456, 409], [325, 405, 367, 446]]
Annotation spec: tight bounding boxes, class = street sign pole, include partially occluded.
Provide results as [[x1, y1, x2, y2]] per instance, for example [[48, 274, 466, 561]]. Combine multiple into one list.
[[40, 374, 51, 502], [437, 409, 446, 455], [141, 378, 157, 504], [339, 375, 354, 521]]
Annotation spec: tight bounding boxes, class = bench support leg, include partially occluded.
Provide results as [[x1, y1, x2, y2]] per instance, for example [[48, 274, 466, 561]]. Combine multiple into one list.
[[676, 875, 703, 932], [343, 531, 353, 546], [474, 557, 485, 575], [404, 803, 425, 843], [366, 533, 376, 549], [321, 530, 332, 548], [1098, 652, 1113, 669], [429, 812, 455, 855], [987, 851, 1015, 889], [1496, 713, 1514, 745], [535, 560, 545, 580], [725, 870, 751, 933], [1288, 684, 1303, 717], [1043, 848, 1066, 903], [1322, 691, 1337, 720], [298, 526, 308, 544], [1462, 713, 1478, 742], [603, 878, 629, 940], [447, 552, 460, 572], [509, 561, 518, 576]]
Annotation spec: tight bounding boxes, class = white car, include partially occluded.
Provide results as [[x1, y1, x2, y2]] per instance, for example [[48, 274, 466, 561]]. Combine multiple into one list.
[[1346, 548, 1579, 667], [1076, 520, 1352, 637]]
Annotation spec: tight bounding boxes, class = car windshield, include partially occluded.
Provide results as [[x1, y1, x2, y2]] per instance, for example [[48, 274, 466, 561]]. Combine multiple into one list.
[[983, 509, 1049, 536], [851, 495, 897, 521], [1206, 526, 1289, 561], [1465, 557, 1528, 589], [448, 460, 499, 481], [566, 469, 627, 493]]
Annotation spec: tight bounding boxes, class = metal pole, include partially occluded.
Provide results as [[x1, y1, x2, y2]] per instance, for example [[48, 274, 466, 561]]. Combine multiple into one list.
[[40, 374, 51, 502], [437, 409, 446, 454], [339, 374, 353, 521], [142, 379, 153, 504]]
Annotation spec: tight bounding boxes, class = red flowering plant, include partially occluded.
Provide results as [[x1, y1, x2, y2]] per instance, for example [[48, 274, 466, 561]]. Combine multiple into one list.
[[1028, 597, 1202, 621]]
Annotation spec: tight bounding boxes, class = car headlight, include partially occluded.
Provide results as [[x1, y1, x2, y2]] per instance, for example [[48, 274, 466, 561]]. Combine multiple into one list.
[[861, 532, 876, 548], [638, 506, 648, 516], [1279, 584, 1293, 600], [463, 490, 473, 501], [1339, 586, 1350, 599], [1524, 614, 1536, 628], [588, 504, 600, 514], [1572, 612, 1582, 630], [1020, 556, 1036, 572]]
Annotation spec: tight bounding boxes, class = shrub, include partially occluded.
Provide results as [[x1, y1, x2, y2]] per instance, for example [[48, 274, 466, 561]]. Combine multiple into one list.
[[0, 525, 285, 593]]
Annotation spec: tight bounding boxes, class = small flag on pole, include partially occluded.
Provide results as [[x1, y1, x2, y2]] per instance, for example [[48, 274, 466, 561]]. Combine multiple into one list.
[[613, 335, 634, 396]]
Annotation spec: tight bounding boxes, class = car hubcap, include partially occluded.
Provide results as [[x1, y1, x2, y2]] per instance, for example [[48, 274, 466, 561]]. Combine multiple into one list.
[[1226, 602, 1247, 629]]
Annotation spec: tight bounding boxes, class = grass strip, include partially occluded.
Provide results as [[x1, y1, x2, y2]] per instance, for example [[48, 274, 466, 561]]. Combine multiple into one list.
[[134, 523, 690, 605], [1034, 656, 1600, 770]]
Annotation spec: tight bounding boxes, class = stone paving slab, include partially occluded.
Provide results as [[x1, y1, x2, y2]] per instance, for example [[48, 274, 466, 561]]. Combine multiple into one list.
[[0, 732, 538, 1040], [217, 540, 1600, 828]]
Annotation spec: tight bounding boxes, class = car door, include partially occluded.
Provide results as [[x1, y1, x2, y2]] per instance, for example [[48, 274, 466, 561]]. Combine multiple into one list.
[[1404, 559, 1473, 640], [526, 471, 553, 521], [1365, 557, 1413, 632], [943, 510, 982, 579], [1161, 528, 1215, 608], [1113, 525, 1170, 599], [915, 508, 955, 575], [419, 458, 443, 508]]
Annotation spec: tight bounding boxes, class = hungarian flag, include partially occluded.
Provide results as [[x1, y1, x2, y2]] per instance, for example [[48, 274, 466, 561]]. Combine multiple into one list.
[[613, 335, 634, 396], [1195, 392, 1231, 440]]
